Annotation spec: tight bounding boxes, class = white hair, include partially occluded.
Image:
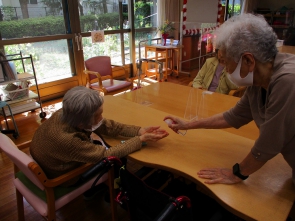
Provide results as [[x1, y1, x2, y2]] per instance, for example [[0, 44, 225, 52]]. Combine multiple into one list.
[[214, 13, 278, 63], [61, 86, 104, 128]]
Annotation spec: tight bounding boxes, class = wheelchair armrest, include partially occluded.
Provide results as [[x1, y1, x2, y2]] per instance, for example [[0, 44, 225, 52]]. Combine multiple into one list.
[[28, 162, 93, 187], [28, 156, 122, 188]]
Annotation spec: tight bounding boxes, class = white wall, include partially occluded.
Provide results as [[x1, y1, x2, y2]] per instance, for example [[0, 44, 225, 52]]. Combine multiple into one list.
[[184, 0, 219, 30]]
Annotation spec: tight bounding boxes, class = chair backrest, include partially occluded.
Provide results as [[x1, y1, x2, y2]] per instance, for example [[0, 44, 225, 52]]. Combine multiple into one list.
[[85, 56, 112, 80], [0, 133, 44, 190], [229, 86, 246, 98]]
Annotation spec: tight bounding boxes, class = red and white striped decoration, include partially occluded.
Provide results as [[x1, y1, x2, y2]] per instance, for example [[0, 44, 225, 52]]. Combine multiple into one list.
[[182, 0, 188, 35], [182, 0, 221, 36], [217, 0, 222, 27]]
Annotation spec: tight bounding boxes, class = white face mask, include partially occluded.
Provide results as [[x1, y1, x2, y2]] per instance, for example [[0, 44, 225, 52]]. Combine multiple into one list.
[[228, 57, 253, 87], [85, 118, 104, 132]]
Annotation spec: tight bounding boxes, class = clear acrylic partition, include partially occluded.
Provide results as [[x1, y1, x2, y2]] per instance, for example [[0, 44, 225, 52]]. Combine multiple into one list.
[[184, 88, 213, 121], [133, 78, 156, 106]]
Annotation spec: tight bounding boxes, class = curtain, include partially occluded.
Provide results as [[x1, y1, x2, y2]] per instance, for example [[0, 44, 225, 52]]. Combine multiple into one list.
[[166, 0, 180, 40], [157, 0, 166, 37], [157, 0, 180, 39], [242, 0, 258, 14]]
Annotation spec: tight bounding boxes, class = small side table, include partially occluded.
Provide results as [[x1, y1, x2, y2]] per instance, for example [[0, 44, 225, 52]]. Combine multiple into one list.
[[144, 44, 182, 81]]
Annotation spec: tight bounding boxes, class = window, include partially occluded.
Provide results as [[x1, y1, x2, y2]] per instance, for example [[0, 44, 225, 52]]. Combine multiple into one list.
[[29, 0, 38, 4], [0, 0, 159, 99], [226, 0, 244, 19]]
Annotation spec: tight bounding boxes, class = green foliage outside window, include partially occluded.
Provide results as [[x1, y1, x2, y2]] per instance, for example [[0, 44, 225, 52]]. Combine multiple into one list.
[[0, 1, 158, 80], [0, 6, 16, 21], [0, 13, 122, 39], [134, 1, 154, 28], [228, 4, 241, 17]]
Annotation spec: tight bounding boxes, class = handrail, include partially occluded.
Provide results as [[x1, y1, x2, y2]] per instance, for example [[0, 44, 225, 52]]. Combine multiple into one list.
[[136, 37, 162, 88]]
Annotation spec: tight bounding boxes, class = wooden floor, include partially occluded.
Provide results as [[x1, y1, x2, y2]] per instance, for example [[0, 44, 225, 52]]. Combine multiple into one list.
[[0, 70, 198, 221]]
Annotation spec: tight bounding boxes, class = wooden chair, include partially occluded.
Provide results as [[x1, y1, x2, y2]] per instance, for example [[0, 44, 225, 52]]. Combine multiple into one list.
[[187, 81, 246, 98], [228, 86, 247, 97], [84, 56, 133, 95], [0, 133, 120, 221]]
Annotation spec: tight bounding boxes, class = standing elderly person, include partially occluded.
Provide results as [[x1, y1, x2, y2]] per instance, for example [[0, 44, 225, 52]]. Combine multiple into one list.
[[164, 13, 295, 185], [191, 49, 238, 94], [30, 86, 169, 191]]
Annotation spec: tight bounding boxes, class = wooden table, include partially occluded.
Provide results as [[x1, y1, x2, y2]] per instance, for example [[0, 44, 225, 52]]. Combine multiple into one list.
[[278, 45, 295, 54], [144, 45, 182, 81], [118, 82, 259, 141], [103, 95, 295, 221]]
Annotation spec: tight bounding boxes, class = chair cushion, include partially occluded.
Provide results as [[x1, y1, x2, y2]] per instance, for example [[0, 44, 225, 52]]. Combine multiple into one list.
[[16, 171, 82, 202], [91, 79, 132, 93]]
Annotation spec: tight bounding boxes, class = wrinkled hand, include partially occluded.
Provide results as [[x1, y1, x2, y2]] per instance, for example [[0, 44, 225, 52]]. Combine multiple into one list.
[[163, 116, 188, 133], [139, 126, 169, 142], [197, 168, 242, 184], [139, 126, 161, 135]]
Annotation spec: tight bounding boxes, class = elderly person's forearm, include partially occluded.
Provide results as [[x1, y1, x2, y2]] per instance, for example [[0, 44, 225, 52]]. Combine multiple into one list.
[[186, 113, 231, 130]]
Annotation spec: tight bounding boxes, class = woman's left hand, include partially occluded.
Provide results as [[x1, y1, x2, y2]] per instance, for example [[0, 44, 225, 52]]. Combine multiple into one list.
[[197, 168, 242, 184], [139, 126, 164, 135], [138, 126, 169, 142]]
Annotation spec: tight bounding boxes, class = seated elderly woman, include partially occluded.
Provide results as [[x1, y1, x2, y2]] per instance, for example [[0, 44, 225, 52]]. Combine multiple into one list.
[[30, 86, 169, 198], [191, 49, 238, 94], [164, 13, 295, 185]]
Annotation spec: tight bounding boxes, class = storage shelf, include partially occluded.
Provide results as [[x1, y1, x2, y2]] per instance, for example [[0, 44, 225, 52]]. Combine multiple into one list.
[[0, 53, 46, 137], [256, 9, 294, 39], [0, 73, 34, 85], [1, 101, 40, 116], [3, 90, 39, 105], [144, 57, 172, 63], [272, 25, 290, 28]]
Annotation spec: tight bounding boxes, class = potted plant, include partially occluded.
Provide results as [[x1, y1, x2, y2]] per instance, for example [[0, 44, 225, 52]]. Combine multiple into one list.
[[158, 20, 175, 46]]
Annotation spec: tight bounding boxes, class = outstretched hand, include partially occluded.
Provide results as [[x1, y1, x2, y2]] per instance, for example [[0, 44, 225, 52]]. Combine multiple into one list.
[[139, 126, 169, 142], [197, 168, 242, 184], [163, 116, 188, 133]]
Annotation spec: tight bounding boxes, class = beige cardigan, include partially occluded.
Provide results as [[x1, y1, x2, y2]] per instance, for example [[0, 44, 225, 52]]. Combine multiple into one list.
[[192, 57, 238, 94], [30, 109, 142, 184]]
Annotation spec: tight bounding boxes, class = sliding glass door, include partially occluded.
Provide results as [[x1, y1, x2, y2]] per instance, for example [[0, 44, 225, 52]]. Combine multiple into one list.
[[0, 0, 158, 100], [0, 1, 78, 81], [0, 0, 82, 100]]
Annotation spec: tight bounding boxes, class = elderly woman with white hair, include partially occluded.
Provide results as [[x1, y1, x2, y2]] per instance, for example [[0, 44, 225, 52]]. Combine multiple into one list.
[[164, 13, 295, 185], [30, 86, 169, 190]]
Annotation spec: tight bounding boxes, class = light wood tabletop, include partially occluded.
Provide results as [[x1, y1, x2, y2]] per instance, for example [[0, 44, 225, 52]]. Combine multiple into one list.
[[103, 95, 295, 221], [277, 45, 295, 54], [118, 82, 259, 140]]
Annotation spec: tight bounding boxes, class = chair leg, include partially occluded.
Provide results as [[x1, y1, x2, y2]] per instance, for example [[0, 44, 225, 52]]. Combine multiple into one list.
[[45, 188, 56, 221], [16, 189, 25, 221], [108, 167, 118, 221]]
